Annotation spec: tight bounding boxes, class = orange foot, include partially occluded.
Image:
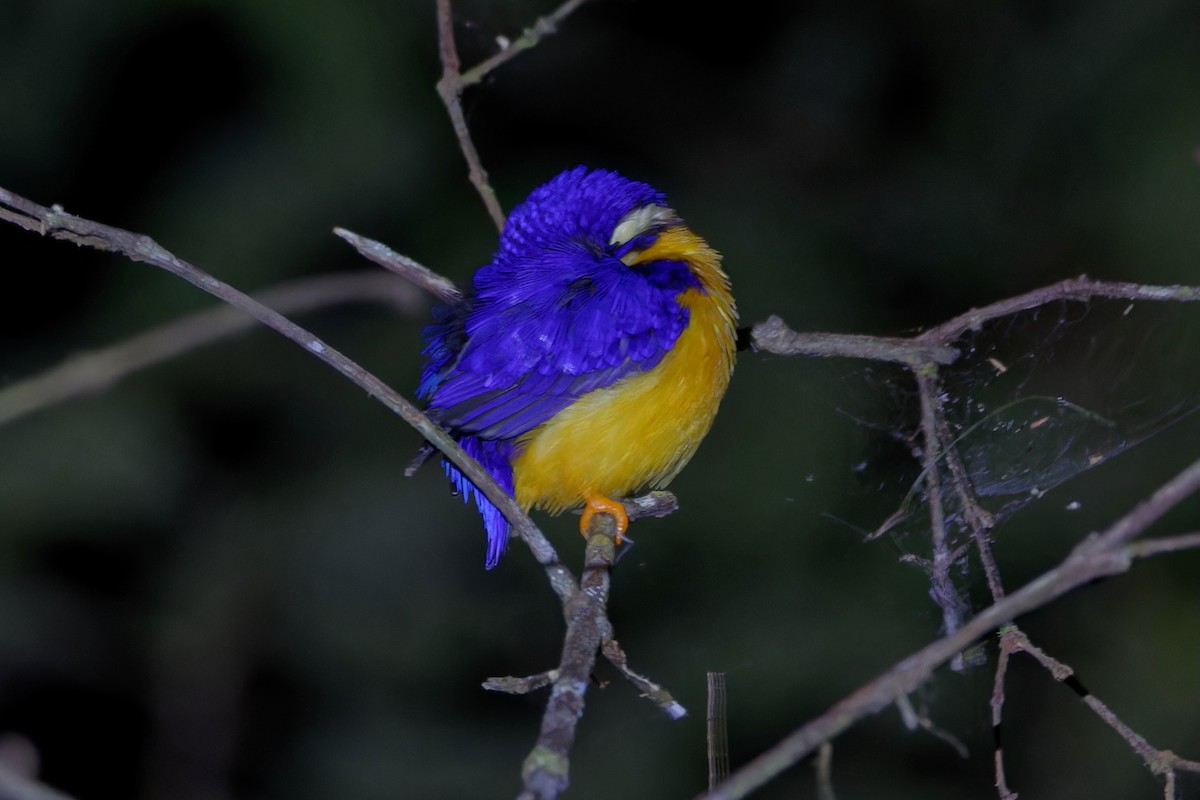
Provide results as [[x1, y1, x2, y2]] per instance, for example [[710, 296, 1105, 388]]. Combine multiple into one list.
[[580, 492, 629, 544]]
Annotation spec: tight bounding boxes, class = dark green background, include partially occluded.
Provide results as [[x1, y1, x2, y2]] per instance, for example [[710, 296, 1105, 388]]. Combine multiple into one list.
[[2, 1, 1199, 798]]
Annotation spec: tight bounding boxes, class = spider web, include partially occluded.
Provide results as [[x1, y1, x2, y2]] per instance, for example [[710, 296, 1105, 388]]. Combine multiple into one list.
[[845, 297, 1200, 620]]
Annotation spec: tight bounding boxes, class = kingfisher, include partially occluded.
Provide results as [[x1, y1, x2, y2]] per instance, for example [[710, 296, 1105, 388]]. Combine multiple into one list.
[[418, 167, 737, 568]]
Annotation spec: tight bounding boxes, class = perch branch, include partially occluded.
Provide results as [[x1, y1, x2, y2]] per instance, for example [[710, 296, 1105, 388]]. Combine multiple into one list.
[[621, 490, 681, 522], [518, 511, 617, 800], [0, 185, 579, 602], [700, 456, 1200, 800], [2, 187, 686, 797]]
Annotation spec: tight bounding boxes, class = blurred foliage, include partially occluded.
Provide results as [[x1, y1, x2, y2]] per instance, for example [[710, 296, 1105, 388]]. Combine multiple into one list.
[[1, 1, 1199, 799]]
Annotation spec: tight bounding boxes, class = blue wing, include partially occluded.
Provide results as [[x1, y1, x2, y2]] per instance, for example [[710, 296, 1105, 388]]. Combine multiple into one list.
[[420, 244, 696, 440]]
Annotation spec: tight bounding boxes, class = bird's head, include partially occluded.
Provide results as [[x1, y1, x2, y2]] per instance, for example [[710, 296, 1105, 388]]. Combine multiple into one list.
[[496, 166, 677, 264], [476, 167, 730, 307]]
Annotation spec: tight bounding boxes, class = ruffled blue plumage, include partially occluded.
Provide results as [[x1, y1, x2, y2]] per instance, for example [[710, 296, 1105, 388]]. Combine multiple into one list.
[[418, 167, 703, 567], [443, 436, 515, 570]]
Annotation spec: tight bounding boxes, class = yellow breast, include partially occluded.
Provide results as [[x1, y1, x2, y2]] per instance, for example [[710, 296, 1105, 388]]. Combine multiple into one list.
[[511, 226, 737, 515]]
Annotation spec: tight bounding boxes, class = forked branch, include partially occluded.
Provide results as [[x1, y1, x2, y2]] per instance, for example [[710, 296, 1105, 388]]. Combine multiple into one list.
[[700, 457, 1200, 800]]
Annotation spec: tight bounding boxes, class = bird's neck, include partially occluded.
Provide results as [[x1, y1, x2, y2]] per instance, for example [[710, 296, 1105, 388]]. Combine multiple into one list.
[[635, 225, 738, 331]]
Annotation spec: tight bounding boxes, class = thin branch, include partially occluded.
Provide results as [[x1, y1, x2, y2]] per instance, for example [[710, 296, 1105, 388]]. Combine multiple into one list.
[[0, 271, 420, 427], [1087, 464, 1200, 554], [433, 0, 594, 231], [894, 694, 969, 758], [750, 275, 1200, 368], [487, 535, 687, 730], [518, 512, 617, 800], [914, 367, 970, 654], [621, 490, 680, 523], [814, 742, 836, 800], [1125, 531, 1200, 559], [990, 628, 1019, 800], [333, 227, 462, 303], [707, 672, 730, 791], [482, 670, 558, 696], [918, 275, 1200, 346], [598, 637, 687, 720], [936, 410, 1005, 602], [435, 0, 506, 230], [699, 456, 1200, 800], [750, 316, 959, 366], [1000, 627, 1200, 789], [458, 0, 593, 89], [0, 185, 579, 602]]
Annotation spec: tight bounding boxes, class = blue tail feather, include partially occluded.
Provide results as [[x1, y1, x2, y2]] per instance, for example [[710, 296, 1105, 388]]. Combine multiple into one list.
[[444, 436, 515, 569]]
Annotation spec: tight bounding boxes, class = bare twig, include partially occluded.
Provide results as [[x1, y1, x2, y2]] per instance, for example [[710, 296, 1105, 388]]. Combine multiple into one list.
[[816, 743, 835, 800], [599, 638, 687, 720], [433, 0, 594, 230], [483, 671, 559, 695], [935, 408, 1005, 602], [917, 275, 1200, 346], [707, 672, 729, 791], [1125, 531, 1200, 559], [434, 0, 504, 231], [334, 227, 463, 303], [436, 5, 497, 230], [913, 367, 970, 654], [814, 742, 836, 800], [434, 0, 506, 231], [457, 0, 593, 89], [622, 490, 681, 522], [990, 628, 1019, 800], [518, 512, 617, 800], [750, 316, 959, 366], [915, 374, 1007, 668], [0, 186, 579, 603], [894, 694, 969, 758], [699, 456, 1200, 800], [998, 627, 1200, 794], [0, 271, 419, 427]]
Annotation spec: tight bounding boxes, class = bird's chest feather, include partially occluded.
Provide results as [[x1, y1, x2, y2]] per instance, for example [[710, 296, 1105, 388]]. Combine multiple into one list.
[[511, 286, 735, 513]]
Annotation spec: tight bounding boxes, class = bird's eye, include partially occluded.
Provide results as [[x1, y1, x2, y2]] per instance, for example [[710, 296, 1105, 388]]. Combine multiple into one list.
[[608, 204, 679, 250]]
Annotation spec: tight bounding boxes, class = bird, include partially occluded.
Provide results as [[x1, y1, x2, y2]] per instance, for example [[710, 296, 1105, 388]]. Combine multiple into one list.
[[417, 166, 737, 568]]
